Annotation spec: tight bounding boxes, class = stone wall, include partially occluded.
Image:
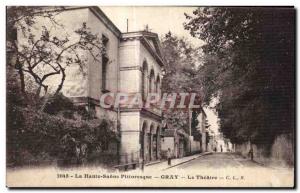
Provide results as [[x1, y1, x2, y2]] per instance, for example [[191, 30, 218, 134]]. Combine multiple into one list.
[[119, 111, 141, 163], [119, 39, 141, 93], [271, 134, 294, 166], [234, 134, 294, 167], [190, 136, 201, 154], [161, 137, 175, 159], [87, 9, 120, 98]]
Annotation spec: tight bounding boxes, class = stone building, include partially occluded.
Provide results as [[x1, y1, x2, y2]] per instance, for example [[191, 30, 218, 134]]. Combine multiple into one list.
[[198, 108, 208, 152], [206, 129, 218, 152], [190, 107, 207, 153], [17, 6, 165, 165], [160, 122, 189, 159], [161, 129, 189, 158], [118, 31, 164, 163]]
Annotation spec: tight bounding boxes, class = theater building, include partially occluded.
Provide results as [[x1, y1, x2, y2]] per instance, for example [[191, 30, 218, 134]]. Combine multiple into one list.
[[21, 7, 165, 165], [119, 31, 164, 163]]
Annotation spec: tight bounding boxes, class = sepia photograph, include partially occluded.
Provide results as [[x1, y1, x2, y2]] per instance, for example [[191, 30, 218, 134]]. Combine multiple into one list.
[[6, 5, 295, 188]]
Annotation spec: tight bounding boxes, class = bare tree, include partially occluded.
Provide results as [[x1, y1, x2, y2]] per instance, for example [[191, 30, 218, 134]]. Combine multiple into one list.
[[7, 6, 104, 99]]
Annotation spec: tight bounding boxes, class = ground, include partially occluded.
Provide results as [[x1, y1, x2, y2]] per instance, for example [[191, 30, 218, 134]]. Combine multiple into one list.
[[174, 152, 266, 169], [6, 152, 294, 187], [162, 152, 294, 187]]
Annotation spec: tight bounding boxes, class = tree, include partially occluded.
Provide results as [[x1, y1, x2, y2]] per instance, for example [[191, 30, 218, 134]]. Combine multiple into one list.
[[184, 7, 295, 144], [7, 7, 105, 99], [161, 31, 203, 94], [7, 6, 65, 93], [161, 32, 203, 133], [6, 7, 119, 167]]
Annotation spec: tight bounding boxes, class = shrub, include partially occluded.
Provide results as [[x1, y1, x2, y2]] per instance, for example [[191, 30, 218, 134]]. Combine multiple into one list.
[[7, 106, 119, 167]]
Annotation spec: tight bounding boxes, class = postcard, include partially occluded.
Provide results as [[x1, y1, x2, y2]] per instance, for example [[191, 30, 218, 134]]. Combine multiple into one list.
[[6, 6, 295, 188]]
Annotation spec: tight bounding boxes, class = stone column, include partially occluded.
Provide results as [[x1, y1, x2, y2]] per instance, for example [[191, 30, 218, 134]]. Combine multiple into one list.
[[157, 133, 160, 159], [150, 133, 153, 161], [144, 132, 147, 161], [119, 112, 140, 164]]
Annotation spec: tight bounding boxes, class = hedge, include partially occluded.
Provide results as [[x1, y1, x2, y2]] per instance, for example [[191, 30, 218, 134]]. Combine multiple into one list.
[[7, 106, 119, 167]]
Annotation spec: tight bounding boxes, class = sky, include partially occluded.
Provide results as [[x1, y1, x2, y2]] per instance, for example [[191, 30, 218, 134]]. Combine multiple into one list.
[[101, 6, 204, 46], [101, 6, 219, 134]]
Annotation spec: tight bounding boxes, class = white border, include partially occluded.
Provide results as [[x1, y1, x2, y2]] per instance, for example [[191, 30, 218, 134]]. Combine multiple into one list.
[[1, 1, 298, 192]]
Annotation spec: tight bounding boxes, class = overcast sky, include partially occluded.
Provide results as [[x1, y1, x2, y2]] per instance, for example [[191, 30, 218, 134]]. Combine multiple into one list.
[[101, 6, 204, 46], [101, 6, 219, 134]]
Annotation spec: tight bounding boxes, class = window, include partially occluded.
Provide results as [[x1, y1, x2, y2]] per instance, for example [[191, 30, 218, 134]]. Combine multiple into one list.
[[156, 75, 161, 97], [102, 61, 107, 91], [149, 69, 155, 93], [102, 35, 109, 92], [142, 61, 148, 100]]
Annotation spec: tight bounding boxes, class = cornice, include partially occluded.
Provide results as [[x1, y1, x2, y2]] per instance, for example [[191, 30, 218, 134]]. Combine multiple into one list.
[[121, 32, 165, 67]]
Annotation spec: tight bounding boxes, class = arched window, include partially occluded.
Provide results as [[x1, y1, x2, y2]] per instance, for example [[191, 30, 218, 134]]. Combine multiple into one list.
[[149, 69, 155, 93], [142, 61, 148, 100], [156, 75, 161, 96], [149, 124, 155, 161]]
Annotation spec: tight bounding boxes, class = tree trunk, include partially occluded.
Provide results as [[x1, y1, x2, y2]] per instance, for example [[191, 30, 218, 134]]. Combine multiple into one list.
[[54, 68, 65, 95], [17, 67, 25, 94], [15, 58, 26, 94]]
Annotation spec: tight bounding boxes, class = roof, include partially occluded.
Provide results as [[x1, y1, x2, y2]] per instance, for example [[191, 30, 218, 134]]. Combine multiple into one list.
[[62, 6, 122, 37], [89, 6, 122, 37]]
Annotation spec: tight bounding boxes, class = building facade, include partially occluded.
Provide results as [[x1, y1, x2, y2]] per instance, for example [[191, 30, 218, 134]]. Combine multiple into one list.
[[118, 31, 164, 163], [161, 123, 189, 159], [197, 108, 208, 152], [190, 108, 207, 153], [18, 7, 165, 165]]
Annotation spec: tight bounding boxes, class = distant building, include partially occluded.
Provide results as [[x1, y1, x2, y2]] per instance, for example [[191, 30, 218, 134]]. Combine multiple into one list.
[[161, 125, 189, 158], [189, 107, 208, 153], [206, 129, 218, 152]]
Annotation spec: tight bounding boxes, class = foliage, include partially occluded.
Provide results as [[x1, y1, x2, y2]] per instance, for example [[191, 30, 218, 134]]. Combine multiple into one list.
[[7, 66, 25, 107], [184, 7, 295, 144], [42, 93, 100, 120], [7, 106, 118, 167], [42, 93, 74, 115], [7, 6, 105, 98], [161, 31, 203, 94], [6, 7, 118, 167], [161, 32, 203, 133], [191, 110, 199, 134], [7, 6, 64, 94], [7, 65, 118, 167]]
